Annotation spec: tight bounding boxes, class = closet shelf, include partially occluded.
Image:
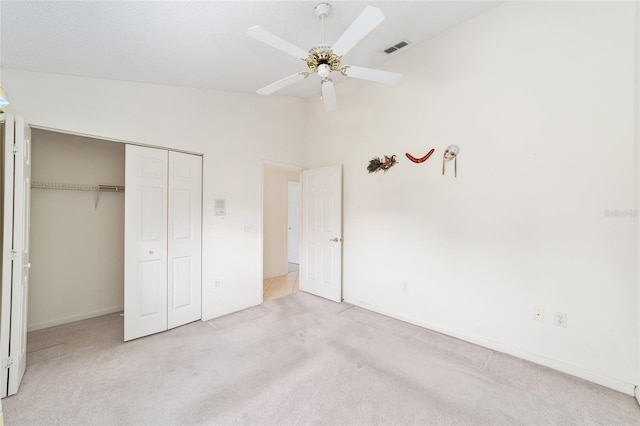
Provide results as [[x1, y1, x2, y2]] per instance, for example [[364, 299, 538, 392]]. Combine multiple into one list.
[[31, 181, 125, 209], [31, 181, 124, 192]]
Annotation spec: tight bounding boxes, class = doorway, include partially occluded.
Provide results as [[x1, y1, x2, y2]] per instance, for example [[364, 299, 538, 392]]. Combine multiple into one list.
[[262, 165, 300, 302]]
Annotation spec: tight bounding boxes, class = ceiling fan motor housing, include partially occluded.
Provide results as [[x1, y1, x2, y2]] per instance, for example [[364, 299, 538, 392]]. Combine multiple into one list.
[[305, 47, 342, 76]]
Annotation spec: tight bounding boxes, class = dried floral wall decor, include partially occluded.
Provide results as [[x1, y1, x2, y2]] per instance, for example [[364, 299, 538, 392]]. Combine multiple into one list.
[[367, 155, 397, 173]]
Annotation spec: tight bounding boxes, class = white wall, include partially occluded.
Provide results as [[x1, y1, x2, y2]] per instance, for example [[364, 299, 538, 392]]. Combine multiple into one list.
[[306, 1, 639, 394], [263, 166, 299, 279], [0, 70, 308, 320], [29, 130, 124, 330]]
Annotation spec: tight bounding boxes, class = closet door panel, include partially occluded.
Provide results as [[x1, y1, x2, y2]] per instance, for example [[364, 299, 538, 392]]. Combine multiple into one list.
[[124, 145, 168, 341], [167, 151, 202, 329]]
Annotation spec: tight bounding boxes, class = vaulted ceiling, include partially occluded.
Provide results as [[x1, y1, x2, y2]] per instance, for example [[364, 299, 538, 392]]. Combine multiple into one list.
[[1, 1, 502, 98]]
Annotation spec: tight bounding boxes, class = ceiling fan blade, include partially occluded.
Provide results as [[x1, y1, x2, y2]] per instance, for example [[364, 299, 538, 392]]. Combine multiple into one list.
[[247, 26, 309, 60], [256, 72, 309, 96], [321, 79, 338, 112], [331, 6, 385, 57], [342, 65, 402, 85]]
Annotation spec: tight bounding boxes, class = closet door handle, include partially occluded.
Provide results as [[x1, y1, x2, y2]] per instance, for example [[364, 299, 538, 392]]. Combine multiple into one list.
[[148, 250, 154, 255]]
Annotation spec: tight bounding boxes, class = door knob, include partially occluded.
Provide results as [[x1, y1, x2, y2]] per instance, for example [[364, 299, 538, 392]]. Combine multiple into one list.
[[24, 263, 31, 269], [329, 237, 342, 242], [149, 250, 154, 255]]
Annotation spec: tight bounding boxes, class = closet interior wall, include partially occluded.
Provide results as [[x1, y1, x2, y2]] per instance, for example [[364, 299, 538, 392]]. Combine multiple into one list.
[[29, 130, 125, 331]]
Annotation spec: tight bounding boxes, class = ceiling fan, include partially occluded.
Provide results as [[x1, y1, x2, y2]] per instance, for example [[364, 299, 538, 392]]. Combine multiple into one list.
[[247, 3, 402, 111]]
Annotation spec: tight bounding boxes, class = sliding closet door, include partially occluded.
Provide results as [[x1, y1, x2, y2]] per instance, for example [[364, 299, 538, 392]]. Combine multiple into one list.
[[167, 152, 202, 329], [124, 145, 168, 341]]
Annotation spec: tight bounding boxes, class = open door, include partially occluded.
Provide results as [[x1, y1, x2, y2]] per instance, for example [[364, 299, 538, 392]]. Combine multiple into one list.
[[299, 165, 343, 302], [0, 115, 31, 397]]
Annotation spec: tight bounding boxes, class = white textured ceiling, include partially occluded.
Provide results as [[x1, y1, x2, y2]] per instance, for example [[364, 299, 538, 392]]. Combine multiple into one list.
[[0, 1, 502, 98]]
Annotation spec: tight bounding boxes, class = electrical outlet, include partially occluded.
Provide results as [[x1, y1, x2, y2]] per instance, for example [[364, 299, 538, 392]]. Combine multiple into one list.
[[533, 307, 544, 322], [402, 282, 408, 291], [554, 312, 567, 328], [214, 279, 221, 289]]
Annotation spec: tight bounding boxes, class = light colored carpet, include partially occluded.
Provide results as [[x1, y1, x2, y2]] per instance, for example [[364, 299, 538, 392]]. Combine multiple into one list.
[[3, 292, 640, 425]]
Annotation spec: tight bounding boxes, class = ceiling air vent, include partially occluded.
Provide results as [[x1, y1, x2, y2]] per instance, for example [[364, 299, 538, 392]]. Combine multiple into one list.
[[384, 40, 410, 54]]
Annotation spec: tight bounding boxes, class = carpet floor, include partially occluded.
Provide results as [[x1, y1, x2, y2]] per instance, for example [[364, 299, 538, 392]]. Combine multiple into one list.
[[3, 292, 640, 425]]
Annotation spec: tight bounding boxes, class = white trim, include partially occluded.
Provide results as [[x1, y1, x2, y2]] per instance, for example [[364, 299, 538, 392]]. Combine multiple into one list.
[[635, 386, 639, 406], [345, 297, 637, 396], [635, 0, 640, 395], [28, 124, 203, 156], [27, 305, 124, 332], [202, 299, 262, 322]]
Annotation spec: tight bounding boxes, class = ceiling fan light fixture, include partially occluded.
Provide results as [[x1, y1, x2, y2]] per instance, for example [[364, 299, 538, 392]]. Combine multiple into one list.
[[317, 63, 331, 78]]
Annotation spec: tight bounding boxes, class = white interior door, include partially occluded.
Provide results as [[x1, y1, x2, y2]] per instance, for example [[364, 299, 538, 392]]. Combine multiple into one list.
[[124, 145, 168, 341], [0, 115, 31, 397], [9, 118, 31, 395], [300, 165, 343, 302], [167, 151, 202, 329], [0, 117, 15, 398], [287, 181, 300, 265]]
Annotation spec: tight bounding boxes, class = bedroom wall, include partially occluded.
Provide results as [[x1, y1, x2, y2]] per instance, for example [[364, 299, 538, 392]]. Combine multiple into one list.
[[29, 130, 124, 330], [263, 166, 300, 279], [306, 1, 639, 394], [0, 70, 308, 320]]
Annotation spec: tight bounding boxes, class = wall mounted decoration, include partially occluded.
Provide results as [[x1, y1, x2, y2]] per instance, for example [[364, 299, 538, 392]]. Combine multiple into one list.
[[442, 145, 459, 177], [405, 149, 435, 163], [367, 155, 397, 173]]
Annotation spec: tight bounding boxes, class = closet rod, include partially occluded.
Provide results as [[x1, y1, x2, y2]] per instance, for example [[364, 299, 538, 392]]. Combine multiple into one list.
[[31, 181, 125, 192]]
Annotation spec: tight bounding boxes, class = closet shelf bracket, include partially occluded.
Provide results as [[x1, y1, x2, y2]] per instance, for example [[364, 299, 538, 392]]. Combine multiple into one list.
[[94, 185, 125, 210]]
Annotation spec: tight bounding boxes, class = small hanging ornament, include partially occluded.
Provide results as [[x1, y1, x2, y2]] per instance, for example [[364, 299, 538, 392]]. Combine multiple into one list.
[[442, 145, 459, 177], [367, 155, 397, 173]]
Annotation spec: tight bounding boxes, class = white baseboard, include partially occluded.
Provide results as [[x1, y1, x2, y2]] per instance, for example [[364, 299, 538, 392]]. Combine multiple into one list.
[[28, 305, 124, 332], [202, 298, 262, 322], [635, 386, 639, 406], [344, 297, 636, 396]]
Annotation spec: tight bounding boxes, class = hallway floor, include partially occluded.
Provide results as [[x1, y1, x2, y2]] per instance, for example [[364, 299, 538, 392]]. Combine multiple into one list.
[[263, 263, 299, 302]]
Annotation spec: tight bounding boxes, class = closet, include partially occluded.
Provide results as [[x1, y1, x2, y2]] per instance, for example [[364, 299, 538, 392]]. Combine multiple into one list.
[[124, 145, 202, 341], [27, 131, 202, 340], [28, 131, 125, 332]]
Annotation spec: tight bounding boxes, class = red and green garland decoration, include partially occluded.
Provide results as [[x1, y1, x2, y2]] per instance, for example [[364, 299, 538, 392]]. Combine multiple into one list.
[[367, 155, 398, 173]]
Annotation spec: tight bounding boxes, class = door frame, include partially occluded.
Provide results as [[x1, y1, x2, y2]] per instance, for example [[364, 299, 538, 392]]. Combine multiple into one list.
[[634, 0, 640, 405], [259, 161, 303, 303], [287, 181, 301, 265]]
